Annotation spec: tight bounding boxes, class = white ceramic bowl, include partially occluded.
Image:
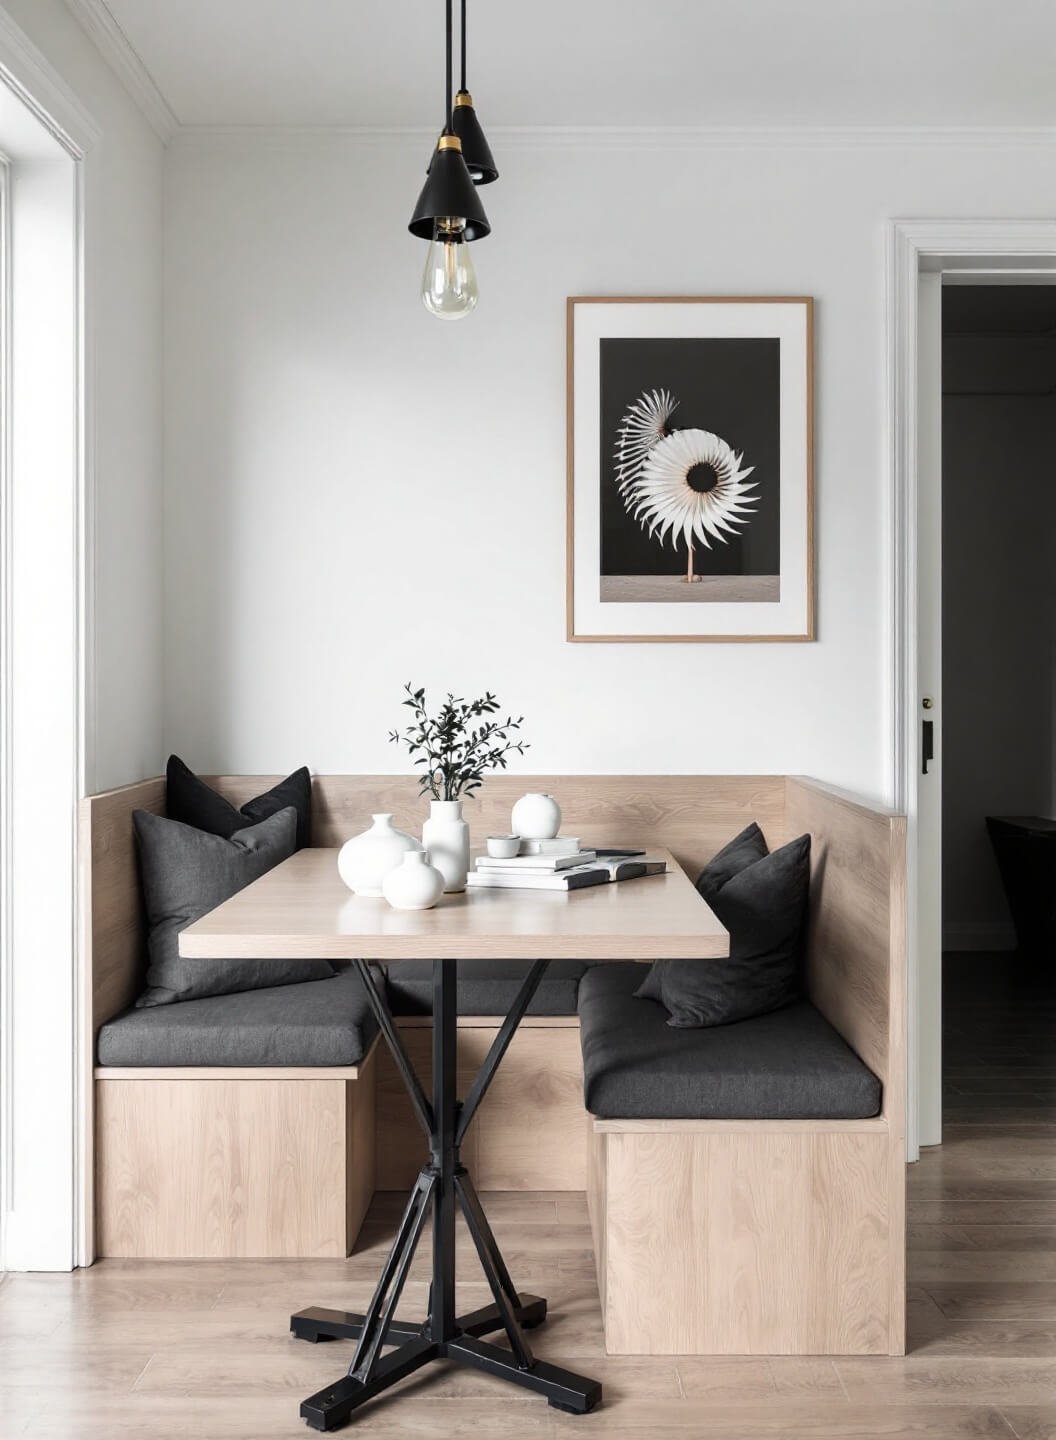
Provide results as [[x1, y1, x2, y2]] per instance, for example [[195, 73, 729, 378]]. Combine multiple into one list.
[[486, 834, 521, 858]]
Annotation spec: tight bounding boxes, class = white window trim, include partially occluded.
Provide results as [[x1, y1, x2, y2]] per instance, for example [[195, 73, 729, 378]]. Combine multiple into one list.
[[0, 8, 99, 1272]]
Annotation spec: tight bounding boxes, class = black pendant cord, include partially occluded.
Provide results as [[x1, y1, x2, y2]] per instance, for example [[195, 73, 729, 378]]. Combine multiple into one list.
[[460, 0, 467, 92], [444, 0, 453, 133]]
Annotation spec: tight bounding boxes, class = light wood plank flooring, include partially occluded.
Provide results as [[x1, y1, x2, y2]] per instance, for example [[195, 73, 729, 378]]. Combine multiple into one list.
[[2, 951, 1054, 1439]]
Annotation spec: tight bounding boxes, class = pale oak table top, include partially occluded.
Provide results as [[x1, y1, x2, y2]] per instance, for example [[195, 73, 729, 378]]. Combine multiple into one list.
[[179, 847, 729, 963]]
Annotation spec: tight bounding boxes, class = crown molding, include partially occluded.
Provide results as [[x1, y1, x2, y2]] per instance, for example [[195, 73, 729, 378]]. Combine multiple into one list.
[[64, 0, 177, 143], [0, 5, 99, 149], [166, 122, 1056, 155]]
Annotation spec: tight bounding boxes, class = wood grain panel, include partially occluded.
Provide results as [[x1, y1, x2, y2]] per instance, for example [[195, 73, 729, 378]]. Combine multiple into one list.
[[95, 1077, 351, 1258], [375, 1023, 584, 1191], [346, 1041, 377, 1246], [208, 774, 788, 877], [81, 778, 165, 1029], [784, 777, 905, 1092], [464, 1027, 586, 1190], [596, 1126, 892, 1355], [784, 775, 907, 1355]]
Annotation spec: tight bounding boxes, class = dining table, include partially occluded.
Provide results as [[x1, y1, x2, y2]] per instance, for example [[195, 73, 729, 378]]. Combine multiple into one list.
[[179, 845, 729, 1431]]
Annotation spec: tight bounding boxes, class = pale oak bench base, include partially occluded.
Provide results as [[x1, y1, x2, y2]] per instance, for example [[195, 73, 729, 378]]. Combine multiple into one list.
[[84, 772, 905, 1360]]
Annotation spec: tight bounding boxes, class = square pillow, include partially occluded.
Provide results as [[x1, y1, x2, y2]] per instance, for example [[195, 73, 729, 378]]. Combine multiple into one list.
[[133, 806, 334, 1007], [166, 753, 313, 850], [636, 822, 769, 1003], [695, 820, 770, 902], [639, 832, 811, 1028]]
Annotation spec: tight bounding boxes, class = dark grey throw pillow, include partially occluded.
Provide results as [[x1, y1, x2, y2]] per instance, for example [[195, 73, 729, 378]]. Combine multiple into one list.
[[636, 822, 770, 1003], [641, 833, 811, 1028], [695, 820, 769, 901], [166, 754, 313, 850], [133, 806, 334, 1007]]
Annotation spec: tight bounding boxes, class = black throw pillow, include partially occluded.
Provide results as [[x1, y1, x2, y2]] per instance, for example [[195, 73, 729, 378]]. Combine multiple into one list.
[[636, 822, 770, 1003], [640, 832, 811, 1028], [133, 806, 334, 1007], [166, 753, 313, 850]]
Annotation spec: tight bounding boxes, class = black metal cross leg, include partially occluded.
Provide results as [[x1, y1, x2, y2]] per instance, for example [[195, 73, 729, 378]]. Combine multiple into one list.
[[290, 956, 603, 1431]]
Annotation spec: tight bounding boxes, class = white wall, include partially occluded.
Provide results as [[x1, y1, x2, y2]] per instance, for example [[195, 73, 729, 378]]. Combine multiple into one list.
[[163, 134, 1056, 795], [2, 0, 164, 791], [941, 331, 1056, 947]]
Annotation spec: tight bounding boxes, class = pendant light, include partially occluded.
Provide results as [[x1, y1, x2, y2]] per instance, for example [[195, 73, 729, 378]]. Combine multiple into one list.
[[450, 0, 498, 185], [409, 0, 489, 320]]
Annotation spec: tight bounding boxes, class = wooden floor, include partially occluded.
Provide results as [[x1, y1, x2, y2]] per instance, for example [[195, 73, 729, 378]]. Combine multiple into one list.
[[3, 951, 1055, 1439]]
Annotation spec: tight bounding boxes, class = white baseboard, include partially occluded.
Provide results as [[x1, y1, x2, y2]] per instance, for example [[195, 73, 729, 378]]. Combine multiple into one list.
[[942, 920, 1017, 952]]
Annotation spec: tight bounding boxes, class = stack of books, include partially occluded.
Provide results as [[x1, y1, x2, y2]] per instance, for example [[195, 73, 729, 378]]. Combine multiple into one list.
[[466, 838, 667, 892]]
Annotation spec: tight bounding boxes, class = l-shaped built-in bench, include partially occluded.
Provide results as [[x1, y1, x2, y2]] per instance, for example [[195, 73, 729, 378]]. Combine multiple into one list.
[[84, 774, 905, 1355]]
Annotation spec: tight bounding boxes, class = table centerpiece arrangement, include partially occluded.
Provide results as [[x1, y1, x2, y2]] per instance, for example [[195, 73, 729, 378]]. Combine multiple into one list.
[[388, 683, 529, 895]]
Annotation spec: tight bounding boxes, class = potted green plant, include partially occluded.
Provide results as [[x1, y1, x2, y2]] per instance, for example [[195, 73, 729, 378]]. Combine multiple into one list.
[[389, 684, 528, 892]]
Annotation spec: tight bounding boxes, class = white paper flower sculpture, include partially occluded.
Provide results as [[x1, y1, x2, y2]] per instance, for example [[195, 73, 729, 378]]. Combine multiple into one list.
[[614, 388, 678, 498], [615, 393, 758, 583]]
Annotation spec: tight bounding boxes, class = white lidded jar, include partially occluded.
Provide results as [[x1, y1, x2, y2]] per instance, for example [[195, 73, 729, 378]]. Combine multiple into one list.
[[337, 813, 420, 897], [511, 792, 561, 841], [422, 799, 470, 894], [382, 849, 445, 911]]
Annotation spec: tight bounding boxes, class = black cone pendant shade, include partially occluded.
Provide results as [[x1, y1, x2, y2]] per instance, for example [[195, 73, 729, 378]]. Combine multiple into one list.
[[409, 133, 490, 241], [451, 90, 498, 184]]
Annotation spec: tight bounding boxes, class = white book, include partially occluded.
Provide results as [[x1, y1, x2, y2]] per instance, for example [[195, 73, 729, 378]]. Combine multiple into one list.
[[476, 851, 597, 873], [467, 858, 667, 892], [467, 866, 608, 892], [517, 836, 583, 857]]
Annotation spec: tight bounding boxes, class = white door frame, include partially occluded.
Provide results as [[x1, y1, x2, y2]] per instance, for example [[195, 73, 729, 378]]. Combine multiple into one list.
[[0, 9, 99, 1270], [886, 218, 1056, 1160]]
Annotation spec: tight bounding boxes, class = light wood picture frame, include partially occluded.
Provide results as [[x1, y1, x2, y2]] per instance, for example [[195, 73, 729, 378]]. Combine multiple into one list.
[[566, 296, 815, 643]]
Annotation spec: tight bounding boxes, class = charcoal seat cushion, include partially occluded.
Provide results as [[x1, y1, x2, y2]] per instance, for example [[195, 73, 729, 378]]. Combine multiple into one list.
[[579, 962, 881, 1120], [98, 967, 377, 1068], [384, 958, 588, 1016]]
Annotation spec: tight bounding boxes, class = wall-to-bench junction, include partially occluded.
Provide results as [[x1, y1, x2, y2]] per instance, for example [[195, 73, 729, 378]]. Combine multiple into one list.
[[83, 774, 906, 1356]]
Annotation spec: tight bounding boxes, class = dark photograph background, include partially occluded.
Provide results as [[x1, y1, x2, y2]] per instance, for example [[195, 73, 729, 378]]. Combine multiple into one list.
[[599, 337, 781, 579]]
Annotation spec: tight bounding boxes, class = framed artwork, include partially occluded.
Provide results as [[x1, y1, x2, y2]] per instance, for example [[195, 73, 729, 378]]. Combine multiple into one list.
[[566, 296, 814, 642]]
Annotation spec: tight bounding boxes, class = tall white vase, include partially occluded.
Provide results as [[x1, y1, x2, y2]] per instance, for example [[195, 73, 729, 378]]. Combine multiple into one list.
[[422, 799, 470, 894], [337, 813, 420, 897]]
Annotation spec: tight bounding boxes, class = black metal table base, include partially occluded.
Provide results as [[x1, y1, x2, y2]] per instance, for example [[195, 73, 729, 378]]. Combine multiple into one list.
[[289, 958, 602, 1431]]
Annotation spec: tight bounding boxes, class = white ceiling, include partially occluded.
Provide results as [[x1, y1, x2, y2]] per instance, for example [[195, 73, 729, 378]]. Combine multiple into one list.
[[90, 0, 1056, 131]]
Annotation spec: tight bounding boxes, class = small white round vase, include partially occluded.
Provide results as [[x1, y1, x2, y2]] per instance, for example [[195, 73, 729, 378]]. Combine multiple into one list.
[[422, 799, 470, 894], [382, 849, 445, 911], [337, 813, 420, 897], [511, 792, 562, 841]]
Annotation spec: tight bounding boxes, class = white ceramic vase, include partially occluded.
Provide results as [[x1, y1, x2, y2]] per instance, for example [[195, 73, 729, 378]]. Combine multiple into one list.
[[511, 792, 562, 841], [382, 849, 445, 911], [337, 813, 420, 897], [422, 799, 470, 894]]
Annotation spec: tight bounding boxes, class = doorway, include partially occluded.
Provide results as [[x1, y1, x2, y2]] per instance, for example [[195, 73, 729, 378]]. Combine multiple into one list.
[[939, 283, 1056, 1137], [887, 219, 1056, 1159]]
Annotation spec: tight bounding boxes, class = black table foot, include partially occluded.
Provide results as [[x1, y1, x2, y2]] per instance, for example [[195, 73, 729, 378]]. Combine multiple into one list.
[[291, 1306, 424, 1345], [300, 1337, 439, 1431], [457, 1293, 547, 1337], [448, 1334, 602, 1414]]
